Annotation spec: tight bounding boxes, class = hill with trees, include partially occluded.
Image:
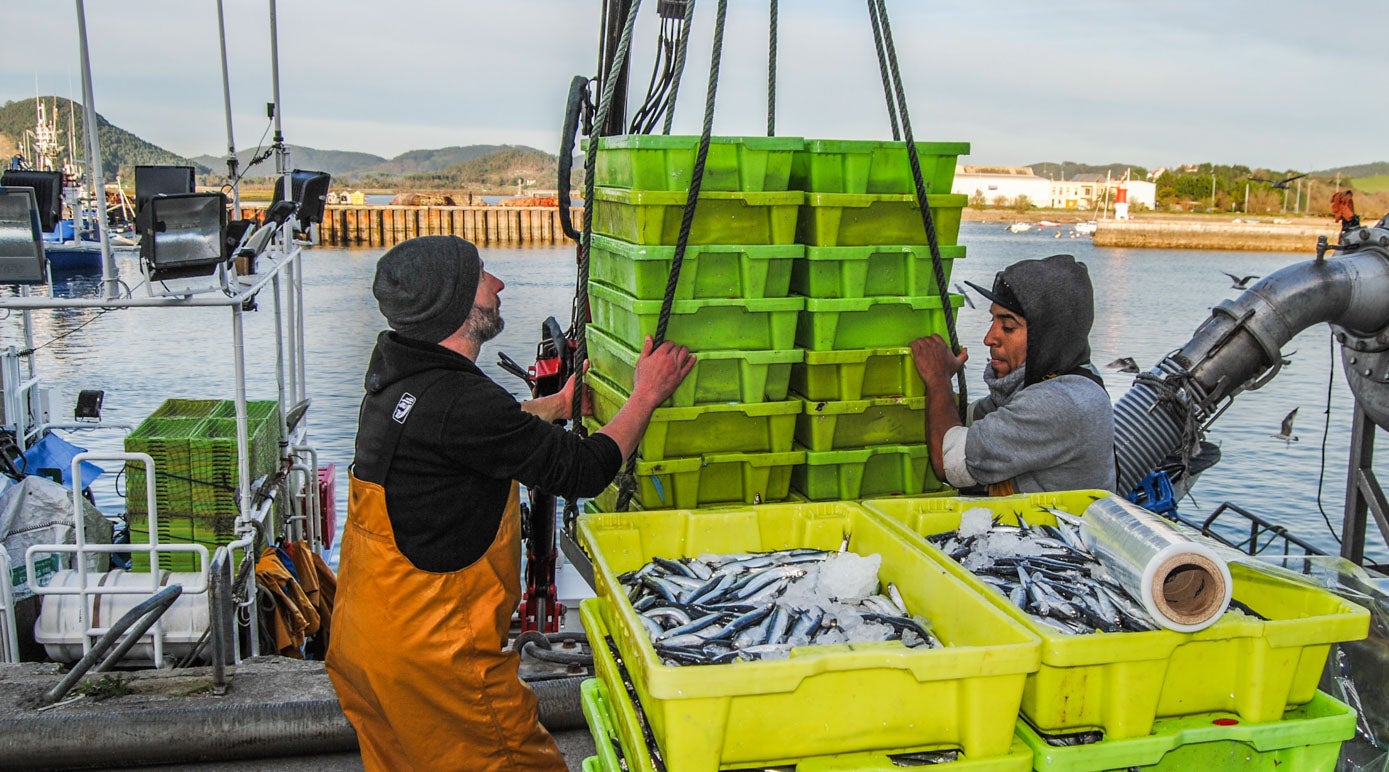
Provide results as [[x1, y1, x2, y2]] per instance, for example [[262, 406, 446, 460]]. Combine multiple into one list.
[[0, 96, 202, 181]]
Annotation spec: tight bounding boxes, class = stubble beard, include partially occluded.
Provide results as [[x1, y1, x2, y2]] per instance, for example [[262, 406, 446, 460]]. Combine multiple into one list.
[[464, 303, 505, 345]]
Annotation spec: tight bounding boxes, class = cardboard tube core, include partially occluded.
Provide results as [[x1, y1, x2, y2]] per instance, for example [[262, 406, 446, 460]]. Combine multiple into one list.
[[1151, 553, 1227, 625]]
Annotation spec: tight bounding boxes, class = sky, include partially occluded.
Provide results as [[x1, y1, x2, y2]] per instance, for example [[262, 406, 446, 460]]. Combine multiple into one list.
[[4, 1, 1386, 174]]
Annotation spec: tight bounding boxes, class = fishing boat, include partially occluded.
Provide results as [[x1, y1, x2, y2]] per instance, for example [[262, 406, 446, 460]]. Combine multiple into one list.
[[1006, 221, 1032, 233], [1, 1, 1387, 770], [1074, 219, 1097, 236]]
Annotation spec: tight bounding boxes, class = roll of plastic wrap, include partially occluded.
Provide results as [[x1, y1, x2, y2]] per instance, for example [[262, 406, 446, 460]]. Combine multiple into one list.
[[1080, 496, 1233, 632]]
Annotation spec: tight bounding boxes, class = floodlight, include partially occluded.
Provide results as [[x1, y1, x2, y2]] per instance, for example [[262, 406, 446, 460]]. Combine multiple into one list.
[[0, 171, 63, 233], [143, 192, 227, 282], [135, 166, 196, 263], [272, 170, 332, 231], [0, 187, 50, 284]]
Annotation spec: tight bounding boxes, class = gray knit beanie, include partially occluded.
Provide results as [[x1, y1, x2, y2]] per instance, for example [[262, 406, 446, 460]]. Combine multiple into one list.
[[373, 236, 481, 343]]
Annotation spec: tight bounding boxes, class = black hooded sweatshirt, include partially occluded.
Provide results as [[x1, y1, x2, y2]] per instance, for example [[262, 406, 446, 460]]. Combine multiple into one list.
[[353, 331, 621, 571]]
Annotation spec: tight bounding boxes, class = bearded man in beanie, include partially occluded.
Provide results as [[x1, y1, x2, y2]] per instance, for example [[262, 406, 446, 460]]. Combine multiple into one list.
[[911, 254, 1116, 495], [327, 236, 693, 770]]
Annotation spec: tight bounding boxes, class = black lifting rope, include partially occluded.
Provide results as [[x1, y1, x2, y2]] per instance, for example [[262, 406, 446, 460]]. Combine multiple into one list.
[[615, 0, 730, 512], [868, 0, 968, 418]]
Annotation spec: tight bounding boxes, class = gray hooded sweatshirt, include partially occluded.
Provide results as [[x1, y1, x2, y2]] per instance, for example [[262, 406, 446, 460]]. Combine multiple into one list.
[[962, 254, 1117, 493]]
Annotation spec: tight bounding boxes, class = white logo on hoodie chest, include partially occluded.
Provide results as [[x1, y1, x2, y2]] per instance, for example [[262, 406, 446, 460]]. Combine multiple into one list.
[[393, 393, 417, 423]]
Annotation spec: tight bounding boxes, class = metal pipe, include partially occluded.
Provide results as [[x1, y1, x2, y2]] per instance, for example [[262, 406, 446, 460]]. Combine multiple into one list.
[[1114, 244, 1389, 493], [72, 0, 117, 299], [43, 584, 183, 705], [208, 547, 233, 692], [216, 0, 240, 211]]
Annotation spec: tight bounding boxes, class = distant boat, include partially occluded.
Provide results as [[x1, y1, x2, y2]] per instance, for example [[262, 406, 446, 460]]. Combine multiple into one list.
[[1074, 220, 1098, 236], [1037, 220, 1060, 227], [1006, 222, 1032, 233]]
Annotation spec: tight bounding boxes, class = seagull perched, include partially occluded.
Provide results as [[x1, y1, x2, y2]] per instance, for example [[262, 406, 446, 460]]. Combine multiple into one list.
[[1222, 272, 1261, 289], [1106, 357, 1140, 374], [1273, 408, 1299, 443], [952, 283, 975, 309]]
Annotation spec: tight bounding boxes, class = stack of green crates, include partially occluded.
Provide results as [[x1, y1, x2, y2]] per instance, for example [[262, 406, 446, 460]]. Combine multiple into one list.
[[125, 398, 281, 572], [586, 135, 810, 509], [788, 138, 967, 500], [587, 134, 970, 507]]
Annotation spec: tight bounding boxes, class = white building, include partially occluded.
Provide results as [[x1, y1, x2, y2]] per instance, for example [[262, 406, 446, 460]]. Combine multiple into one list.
[[951, 166, 1051, 208], [952, 166, 1158, 212]]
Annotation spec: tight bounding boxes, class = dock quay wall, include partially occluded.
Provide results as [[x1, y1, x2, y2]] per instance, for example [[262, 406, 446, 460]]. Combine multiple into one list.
[[236, 204, 582, 247], [1094, 219, 1337, 252]]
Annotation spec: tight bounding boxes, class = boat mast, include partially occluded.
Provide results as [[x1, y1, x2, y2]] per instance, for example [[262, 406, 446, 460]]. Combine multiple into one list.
[[73, 0, 117, 299], [217, 0, 240, 211]]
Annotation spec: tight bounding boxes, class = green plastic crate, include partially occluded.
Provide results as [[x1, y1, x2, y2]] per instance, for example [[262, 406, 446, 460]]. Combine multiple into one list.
[[588, 234, 800, 300], [797, 294, 963, 351], [798, 193, 966, 247], [789, 347, 924, 401], [792, 443, 944, 500], [793, 244, 966, 298], [1018, 691, 1356, 772], [585, 324, 801, 407], [861, 491, 1372, 739], [588, 282, 802, 353], [575, 500, 1040, 770], [625, 449, 804, 509], [149, 399, 221, 420], [591, 187, 804, 246], [593, 134, 804, 192], [789, 139, 970, 194], [796, 395, 926, 451], [585, 374, 798, 461], [124, 417, 205, 519], [584, 647, 1035, 772], [189, 418, 275, 519], [127, 527, 219, 573]]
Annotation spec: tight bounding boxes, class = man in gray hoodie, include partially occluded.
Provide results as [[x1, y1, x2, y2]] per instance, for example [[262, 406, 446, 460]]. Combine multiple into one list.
[[911, 253, 1116, 495]]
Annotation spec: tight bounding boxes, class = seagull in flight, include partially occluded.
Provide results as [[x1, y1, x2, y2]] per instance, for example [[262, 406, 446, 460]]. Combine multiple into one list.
[[1249, 172, 1309, 189], [952, 283, 975, 309], [1272, 408, 1299, 443], [1222, 272, 1260, 289], [1106, 357, 1140, 374]]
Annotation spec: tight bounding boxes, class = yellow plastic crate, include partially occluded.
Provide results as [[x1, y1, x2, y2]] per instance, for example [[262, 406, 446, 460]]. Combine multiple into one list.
[[796, 395, 926, 451], [792, 443, 944, 500], [862, 491, 1371, 739], [585, 373, 799, 461], [583, 629, 1035, 772], [576, 501, 1040, 770]]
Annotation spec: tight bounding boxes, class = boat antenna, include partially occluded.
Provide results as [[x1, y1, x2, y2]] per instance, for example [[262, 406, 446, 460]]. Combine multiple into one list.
[[217, 0, 241, 210], [73, 0, 118, 299]]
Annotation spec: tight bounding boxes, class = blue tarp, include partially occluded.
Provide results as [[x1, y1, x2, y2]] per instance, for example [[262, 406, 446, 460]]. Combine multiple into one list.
[[21, 433, 103, 491]]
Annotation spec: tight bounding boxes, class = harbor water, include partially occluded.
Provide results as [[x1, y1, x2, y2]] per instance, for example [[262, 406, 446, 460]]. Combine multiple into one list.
[[3, 221, 1386, 566]]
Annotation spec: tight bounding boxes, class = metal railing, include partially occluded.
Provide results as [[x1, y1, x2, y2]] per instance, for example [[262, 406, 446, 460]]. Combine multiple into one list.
[[0, 551, 18, 664], [1185, 501, 1329, 559]]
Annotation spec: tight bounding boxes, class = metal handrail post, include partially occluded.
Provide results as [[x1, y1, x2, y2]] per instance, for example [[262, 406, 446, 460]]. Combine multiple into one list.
[[43, 584, 183, 705]]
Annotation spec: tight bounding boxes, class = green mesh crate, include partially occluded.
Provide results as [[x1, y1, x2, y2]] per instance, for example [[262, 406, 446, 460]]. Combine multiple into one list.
[[789, 347, 924, 401], [589, 234, 800, 300], [585, 324, 801, 407], [796, 395, 926, 451], [588, 282, 802, 353], [124, 417, 205, 520], [127, 527, 219, 573], [789, 139, 970, 194], [593, 134, 804, 192], [1018, 691, 1356, 772], [798, 193, 966, 247], [797, 294, 963, 351], [189, 418, 275, 519], [792, 443, 945, 500], [591, 187, 803, 246], [792, 244, 966, 298], [149, 399, 221, 420]]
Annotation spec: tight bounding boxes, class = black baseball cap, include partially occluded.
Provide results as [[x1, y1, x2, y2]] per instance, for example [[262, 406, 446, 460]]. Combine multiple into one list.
[[964, 274, 1025, 317]]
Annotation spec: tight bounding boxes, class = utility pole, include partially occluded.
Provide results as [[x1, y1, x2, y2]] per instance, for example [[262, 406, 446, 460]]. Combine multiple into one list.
[[1244, 182, 1250, 214], [1211, 173, 1217, 212], [1282, 186, 1289, 213]]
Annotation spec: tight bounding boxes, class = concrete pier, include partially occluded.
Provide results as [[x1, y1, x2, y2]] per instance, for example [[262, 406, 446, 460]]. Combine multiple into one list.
[[1094, 219, 1337, 252], [237, 205, 581, 247]]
